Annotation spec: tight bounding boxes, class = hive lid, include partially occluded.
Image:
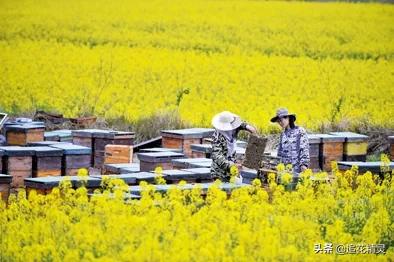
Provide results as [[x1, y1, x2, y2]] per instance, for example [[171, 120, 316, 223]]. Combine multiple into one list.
[[137, 152, 185, 162], [160, 128, 214, 138], [189, 162, 212, 168], [71, 129, 110, 138], [240, 168, 258, 179], [307, 134, 322, 144], [330, 132, 368, 142], [337, 161, 394, 173], [104, 163, 139, 174], [0, 146, 35, 156], [315, 134, 346, 142], [91, 174, 138, 185], [0, 174, 12, 184], [49, 144, 91, 155], [172, 158, 212, 164], [180, 168, 211, 179], [24, 176, 101, 189], [27, 141, 70, 147], [191, 144, 212, 153], [93, 130, 135, 139], [140, 147, 182, 153], [29, 146, 64, 157], [5, 124, 45, 132], [161, 169, 195, 179]]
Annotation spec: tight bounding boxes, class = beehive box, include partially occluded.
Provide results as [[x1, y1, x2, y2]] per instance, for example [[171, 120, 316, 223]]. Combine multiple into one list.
[[5, 124, 45, 146], [0, 174, 12, 202], [27, 141, 70, 147], [44, 130, 73, 143], [103, 163, 140, 175], [91, 174, 138, 185], [161, 169, 197, 183], [191, 144, 212, 158], [24, 176, 101, 195], [172, 158, 212, 169], [181, 168, 212, 182], [337, 161, 394, 174], [140, 148, 182, 153], [138, 152, 185, 172], [72, 129, 108, 166], [330, 132, 368, 161], [50, 144, 91, 176], [189, 161, 212, 168], [160, 128, 214, 157], [93, 131, 135, 169], [128, 182, 249, 196], [389, 136, 394, 161], [104, 145, 133, 164], [30, 146, 63, 177], [240, 168, 259, 184], [127, 172, 164, 184], [307, 134, 322, 171], [317, 134, 346, 171], [0, 146, 35, 188], [243, 135, 267, 169]]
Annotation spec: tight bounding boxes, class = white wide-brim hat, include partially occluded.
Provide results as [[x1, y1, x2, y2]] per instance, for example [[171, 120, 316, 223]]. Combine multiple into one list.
[[212, 111, 242, 131]]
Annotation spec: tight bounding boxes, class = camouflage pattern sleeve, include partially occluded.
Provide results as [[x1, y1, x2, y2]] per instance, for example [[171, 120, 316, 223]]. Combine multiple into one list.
[[298, 127, 310, 168], [211, 134, 233, 173]]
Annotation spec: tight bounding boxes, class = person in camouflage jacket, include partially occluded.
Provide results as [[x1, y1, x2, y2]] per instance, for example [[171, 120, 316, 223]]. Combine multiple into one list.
[[210, 111, 257, 181], [270, 108, 310, 173]]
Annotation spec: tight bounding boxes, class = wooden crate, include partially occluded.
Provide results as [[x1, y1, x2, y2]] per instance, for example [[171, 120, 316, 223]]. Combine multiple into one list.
[[49, 144, 92, 176], [389, 136, 394, 161], [93, 131, 135, 169], [104, 145, 133, 164], [5, 125, 45, 146], [0, 146, 35, 188], [0, 174, 12, 203], [317, 135, 345, 171], [330, 132, 368, 161], [31, 147, 63, 177], [160, 128, 214, 157], [137, 152, 184, 172]]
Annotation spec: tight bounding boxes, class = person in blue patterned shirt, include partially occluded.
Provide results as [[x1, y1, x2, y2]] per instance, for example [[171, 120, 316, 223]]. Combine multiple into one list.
[[270, 108, 310, 173]]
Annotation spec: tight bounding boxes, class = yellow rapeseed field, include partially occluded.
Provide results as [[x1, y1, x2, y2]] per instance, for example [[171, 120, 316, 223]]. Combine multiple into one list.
[[1, 166, 393, 261], [0, 0, 393, 131]]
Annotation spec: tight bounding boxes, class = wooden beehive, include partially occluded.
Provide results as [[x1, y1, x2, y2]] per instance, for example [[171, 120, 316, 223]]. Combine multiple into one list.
[[191, 144, 212, 158], [137, 151, 184, 172], [5, 124, 45, 146], [0, 174, 12, 203], [139, 148, 182, 153], [389, 136, 394, 161], [181, 168, 212, 182], [161, 169, 197, 184], [171, 158, 212, 169], [91, 174, 138, 185], [30, 146, 63, 177], [44, 130, 73, 143], [337, 161, 394, 175], [24, 176, 101, 195], [0, 146, 35, 188], [103, 163, 140, 175], [104, 145, 133, 164], [93, 131, 135, 169], [160, 128, 214, 157], [330, 132, 368, 161], [307, 134, 322, 171], [317, 134, 345, 171], [49, 144, 92, 176], [240, 168, 259, 184]]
